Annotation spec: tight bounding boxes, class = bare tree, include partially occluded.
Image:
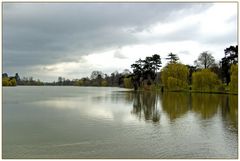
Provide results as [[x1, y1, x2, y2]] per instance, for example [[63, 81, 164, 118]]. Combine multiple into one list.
[[194, 51, 215, 69]]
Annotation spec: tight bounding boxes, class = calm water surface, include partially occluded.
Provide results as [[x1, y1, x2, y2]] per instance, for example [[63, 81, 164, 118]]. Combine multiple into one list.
[[2, 86, 238, 158]]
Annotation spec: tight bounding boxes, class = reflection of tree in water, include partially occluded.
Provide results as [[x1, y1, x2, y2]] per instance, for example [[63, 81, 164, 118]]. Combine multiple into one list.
[[91, 91, 134, 104], [110, 91, 134, 104], [191, 93, 220, 119], [161, 92, 189, 121], [229, 95, 238, 122], [131, 92, 160, 123], [130, 91, 238, 127], [220, 95, 238, 129], [229, 95, 238, 129], [123, 91, 134, 103]]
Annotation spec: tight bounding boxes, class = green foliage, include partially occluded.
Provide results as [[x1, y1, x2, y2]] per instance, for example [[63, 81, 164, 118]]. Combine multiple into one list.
[[36, 79, 44, 85], [131, 54, 162, 90], [161, 63, 189, 90], [149, 84, 159, 90], [74, 80, 84, 86], [2, 77, 10, 86], [192, 69, 221, 91], [217, 83, 227, 92], [101, 80, 108, 86], [229, 64, 238, 92], [2, 77, 17, 86], [167, 77, 179, 90], [123, 77, 133, 88], [10, 78, 17, 86]]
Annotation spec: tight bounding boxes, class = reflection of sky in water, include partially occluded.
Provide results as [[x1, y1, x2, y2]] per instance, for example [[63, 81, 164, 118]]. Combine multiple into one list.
[[2, 87, 238, 159], [34, 99, 115, 120], [25, 89, 238, 133], [28, 92, 137, 123]]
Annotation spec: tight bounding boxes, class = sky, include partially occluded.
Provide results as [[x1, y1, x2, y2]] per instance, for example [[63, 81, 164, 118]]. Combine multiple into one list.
[[3, 2, 238, 82]]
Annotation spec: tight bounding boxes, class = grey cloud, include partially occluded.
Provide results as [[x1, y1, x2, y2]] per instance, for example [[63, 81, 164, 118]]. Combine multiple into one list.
[[179, 50, 190, 55], [43, 66, 57, 72], [3, 3, 213, 80], [200, 29, 237, 45], [138, 22, 201, 44], [138, 15, 237, 46], [114, 50, 127, 59]]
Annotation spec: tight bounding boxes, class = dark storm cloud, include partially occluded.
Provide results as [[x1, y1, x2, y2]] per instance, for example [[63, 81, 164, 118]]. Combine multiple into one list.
[[3, 2, 212, 71]]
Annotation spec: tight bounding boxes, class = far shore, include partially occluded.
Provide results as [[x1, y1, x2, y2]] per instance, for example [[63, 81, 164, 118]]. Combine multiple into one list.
[[3, 85, 238, 95]]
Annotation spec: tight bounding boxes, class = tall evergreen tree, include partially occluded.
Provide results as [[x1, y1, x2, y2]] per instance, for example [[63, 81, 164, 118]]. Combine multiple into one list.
[[166, 53, 179, 63], [221, 45, 238, 84]]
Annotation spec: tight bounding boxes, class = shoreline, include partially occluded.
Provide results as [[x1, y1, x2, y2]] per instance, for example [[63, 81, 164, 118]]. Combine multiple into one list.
[[2, 85, 238, 95]]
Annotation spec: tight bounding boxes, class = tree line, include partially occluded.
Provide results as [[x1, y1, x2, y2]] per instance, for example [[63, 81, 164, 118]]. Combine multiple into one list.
[[2, 45, 238, 93], [2, 73, 44, 86], [129, 45, 237, 93]]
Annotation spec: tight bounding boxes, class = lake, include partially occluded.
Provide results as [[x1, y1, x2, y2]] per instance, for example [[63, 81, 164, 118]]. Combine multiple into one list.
[[2, 86, 238, 159]]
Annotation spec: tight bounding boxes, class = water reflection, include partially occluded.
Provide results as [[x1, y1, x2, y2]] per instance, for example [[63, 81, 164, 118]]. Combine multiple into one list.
[[228, 95, 238, 128], [191, 93, 220, 119], [91, 90, 134, 104], [161, 92, 189, 121], [128, 91, 237, 126], [220, 95, 238, 129], [3, 87, 238, 158], [131, 92, 160, 123]]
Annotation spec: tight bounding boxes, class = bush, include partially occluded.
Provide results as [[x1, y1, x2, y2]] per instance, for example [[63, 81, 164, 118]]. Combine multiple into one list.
[[167, 77, 178, 90], [192, 69, 221, 91], [2, 77, 9, 86], [10, 78, 17, 86], [161, 63, 189, 90], [74, 80, 84, 86], [123, 77, 133, 88], [218, 83, 227, 92], [2, 77, 17, 86], [229, 64, 238, 92], [101, 80, 108, 86]]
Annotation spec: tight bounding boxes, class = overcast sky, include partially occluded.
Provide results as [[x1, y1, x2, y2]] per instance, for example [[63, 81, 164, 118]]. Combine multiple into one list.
[[3, 2, 237, 82]]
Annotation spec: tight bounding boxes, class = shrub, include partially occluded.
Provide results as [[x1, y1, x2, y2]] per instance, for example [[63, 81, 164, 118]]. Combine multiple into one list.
[[192, 69, 221, 91], [229, 64, 238, 92], [101, 80, 108, 86], [123, 77, 133, 88], [2, 77, 9, 86], [161, 63, 189, 90], [10, 78, 17, 86]]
